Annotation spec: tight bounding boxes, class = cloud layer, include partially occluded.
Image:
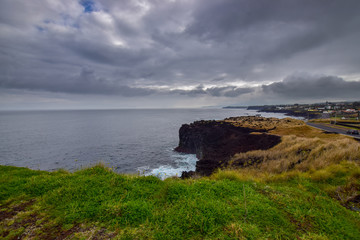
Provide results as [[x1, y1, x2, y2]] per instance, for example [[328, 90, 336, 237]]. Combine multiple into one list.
[[1, 0, 360, 109], [263, 73, 360, 100]]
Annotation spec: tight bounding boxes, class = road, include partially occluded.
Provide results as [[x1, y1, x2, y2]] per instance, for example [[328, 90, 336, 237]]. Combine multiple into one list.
[[306, 122, 360, 140]]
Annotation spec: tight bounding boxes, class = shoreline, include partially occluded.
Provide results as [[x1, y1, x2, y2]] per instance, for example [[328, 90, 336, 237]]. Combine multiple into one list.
[[1, 115, 360, 239]]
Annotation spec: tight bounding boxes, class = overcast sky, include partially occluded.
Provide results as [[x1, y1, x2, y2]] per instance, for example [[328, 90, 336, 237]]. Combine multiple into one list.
[[1, 0, 360, 110]]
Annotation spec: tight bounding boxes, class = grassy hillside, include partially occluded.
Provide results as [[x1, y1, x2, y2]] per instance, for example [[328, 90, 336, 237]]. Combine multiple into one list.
[[229, 117, 360, 174], [1, 163, 360, 240]]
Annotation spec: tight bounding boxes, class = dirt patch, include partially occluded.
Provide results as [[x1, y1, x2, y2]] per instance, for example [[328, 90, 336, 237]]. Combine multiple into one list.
[[38, 223, 82, 240], [1, 212, 40, 239], [332, 182, 360, 212], [288, 214, 313, 233], [1, 210, 118, 240], [347, 194, 360, 204], [1, 230, 10, 239], [92, 228, 118, 240], [10, 213, 39, 229], [0, 199, 35, 222]]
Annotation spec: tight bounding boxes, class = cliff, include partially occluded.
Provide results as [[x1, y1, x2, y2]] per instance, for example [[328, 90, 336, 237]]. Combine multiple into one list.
[[174, 120, 281, 176]]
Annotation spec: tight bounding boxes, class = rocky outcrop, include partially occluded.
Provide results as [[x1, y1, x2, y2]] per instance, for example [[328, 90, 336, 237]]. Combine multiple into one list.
[[175, 120, 281, 177]]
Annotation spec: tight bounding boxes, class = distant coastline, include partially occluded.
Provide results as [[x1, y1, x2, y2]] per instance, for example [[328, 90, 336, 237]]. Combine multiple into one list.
[[222, 106, 248, 109], [224, 100, 360, 120], [223, 105, 313, 119]]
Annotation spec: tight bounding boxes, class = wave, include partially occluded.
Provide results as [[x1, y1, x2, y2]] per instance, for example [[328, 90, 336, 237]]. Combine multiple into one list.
[[138, 153, 197, 180]]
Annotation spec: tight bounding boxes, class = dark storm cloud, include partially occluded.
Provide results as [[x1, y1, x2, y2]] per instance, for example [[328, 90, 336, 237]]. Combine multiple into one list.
[[0, 67, 156, 96], [0, 65, 252, 98], [262, 73, 360, 99], [187, 0, 360, 60], [187, 0, 360, 39], [1, 0, 360, 108]]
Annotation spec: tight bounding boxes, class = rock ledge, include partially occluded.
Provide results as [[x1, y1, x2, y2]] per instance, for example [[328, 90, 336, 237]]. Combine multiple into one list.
[[175, 119, 281, 177]]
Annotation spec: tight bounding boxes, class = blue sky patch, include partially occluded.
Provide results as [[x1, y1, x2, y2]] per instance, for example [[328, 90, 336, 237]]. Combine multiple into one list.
[[35, 26, 45, 32], [80, 0, 96, 13]]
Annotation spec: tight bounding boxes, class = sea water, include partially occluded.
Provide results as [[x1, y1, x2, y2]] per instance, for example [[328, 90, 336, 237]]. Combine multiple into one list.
[[0, 108, 292, 179]]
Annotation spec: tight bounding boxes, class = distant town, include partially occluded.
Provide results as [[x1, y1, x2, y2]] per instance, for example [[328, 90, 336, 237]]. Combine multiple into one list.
[[224, 101, 360, 120]]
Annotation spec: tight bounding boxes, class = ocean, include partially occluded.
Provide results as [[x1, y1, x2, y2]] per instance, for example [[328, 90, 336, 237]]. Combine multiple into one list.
[[0, 108, 291, 179]]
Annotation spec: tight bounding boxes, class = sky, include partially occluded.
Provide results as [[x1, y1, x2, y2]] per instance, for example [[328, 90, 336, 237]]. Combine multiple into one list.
[[1, 0, 360, 110]]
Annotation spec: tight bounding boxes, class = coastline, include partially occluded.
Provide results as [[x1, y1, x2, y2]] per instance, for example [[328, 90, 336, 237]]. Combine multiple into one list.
[[1, 115, 360, 239]]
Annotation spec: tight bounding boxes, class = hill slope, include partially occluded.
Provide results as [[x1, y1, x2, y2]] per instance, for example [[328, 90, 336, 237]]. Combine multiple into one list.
[[1, 163, 360, 239]]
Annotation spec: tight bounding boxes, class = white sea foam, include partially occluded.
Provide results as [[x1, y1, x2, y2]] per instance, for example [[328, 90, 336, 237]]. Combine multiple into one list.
[[138, 153, 197, 180]]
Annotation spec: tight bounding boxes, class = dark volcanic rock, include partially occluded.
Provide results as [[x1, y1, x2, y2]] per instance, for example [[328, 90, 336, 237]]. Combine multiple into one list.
[[175, 120, 281, 176], [180, 171, 196, 179]]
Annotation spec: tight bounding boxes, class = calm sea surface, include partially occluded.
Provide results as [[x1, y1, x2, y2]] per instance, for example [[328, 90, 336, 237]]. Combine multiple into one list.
[[0, 109, 291, 178]]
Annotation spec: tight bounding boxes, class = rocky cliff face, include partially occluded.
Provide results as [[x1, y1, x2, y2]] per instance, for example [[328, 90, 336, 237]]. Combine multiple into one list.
[[175, 120, 281, 177]]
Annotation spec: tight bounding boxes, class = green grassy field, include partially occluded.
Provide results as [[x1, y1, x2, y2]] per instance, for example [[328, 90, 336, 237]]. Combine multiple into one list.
[[1, 163, 359, 239]]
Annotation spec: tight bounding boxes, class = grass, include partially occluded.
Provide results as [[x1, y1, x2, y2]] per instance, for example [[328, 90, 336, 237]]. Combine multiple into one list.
[[231, 135, 360, 173], [310, 118, 360, 124], [1, 163, 360, 239]]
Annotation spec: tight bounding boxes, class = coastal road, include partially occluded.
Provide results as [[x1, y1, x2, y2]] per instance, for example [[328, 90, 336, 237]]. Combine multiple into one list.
[[306, 122, 360, 140]]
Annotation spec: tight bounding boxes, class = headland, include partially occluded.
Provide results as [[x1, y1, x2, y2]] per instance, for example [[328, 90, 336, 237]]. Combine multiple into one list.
[[1, 116, 359, 239]]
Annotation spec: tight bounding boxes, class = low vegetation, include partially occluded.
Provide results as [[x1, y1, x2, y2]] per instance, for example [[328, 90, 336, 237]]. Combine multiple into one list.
[[1, 117, 360, 239], [230, 117, 360, 172], [309, 118, 360, 130], [230, 135, 360, 173], [1, 162, 359, 239]]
